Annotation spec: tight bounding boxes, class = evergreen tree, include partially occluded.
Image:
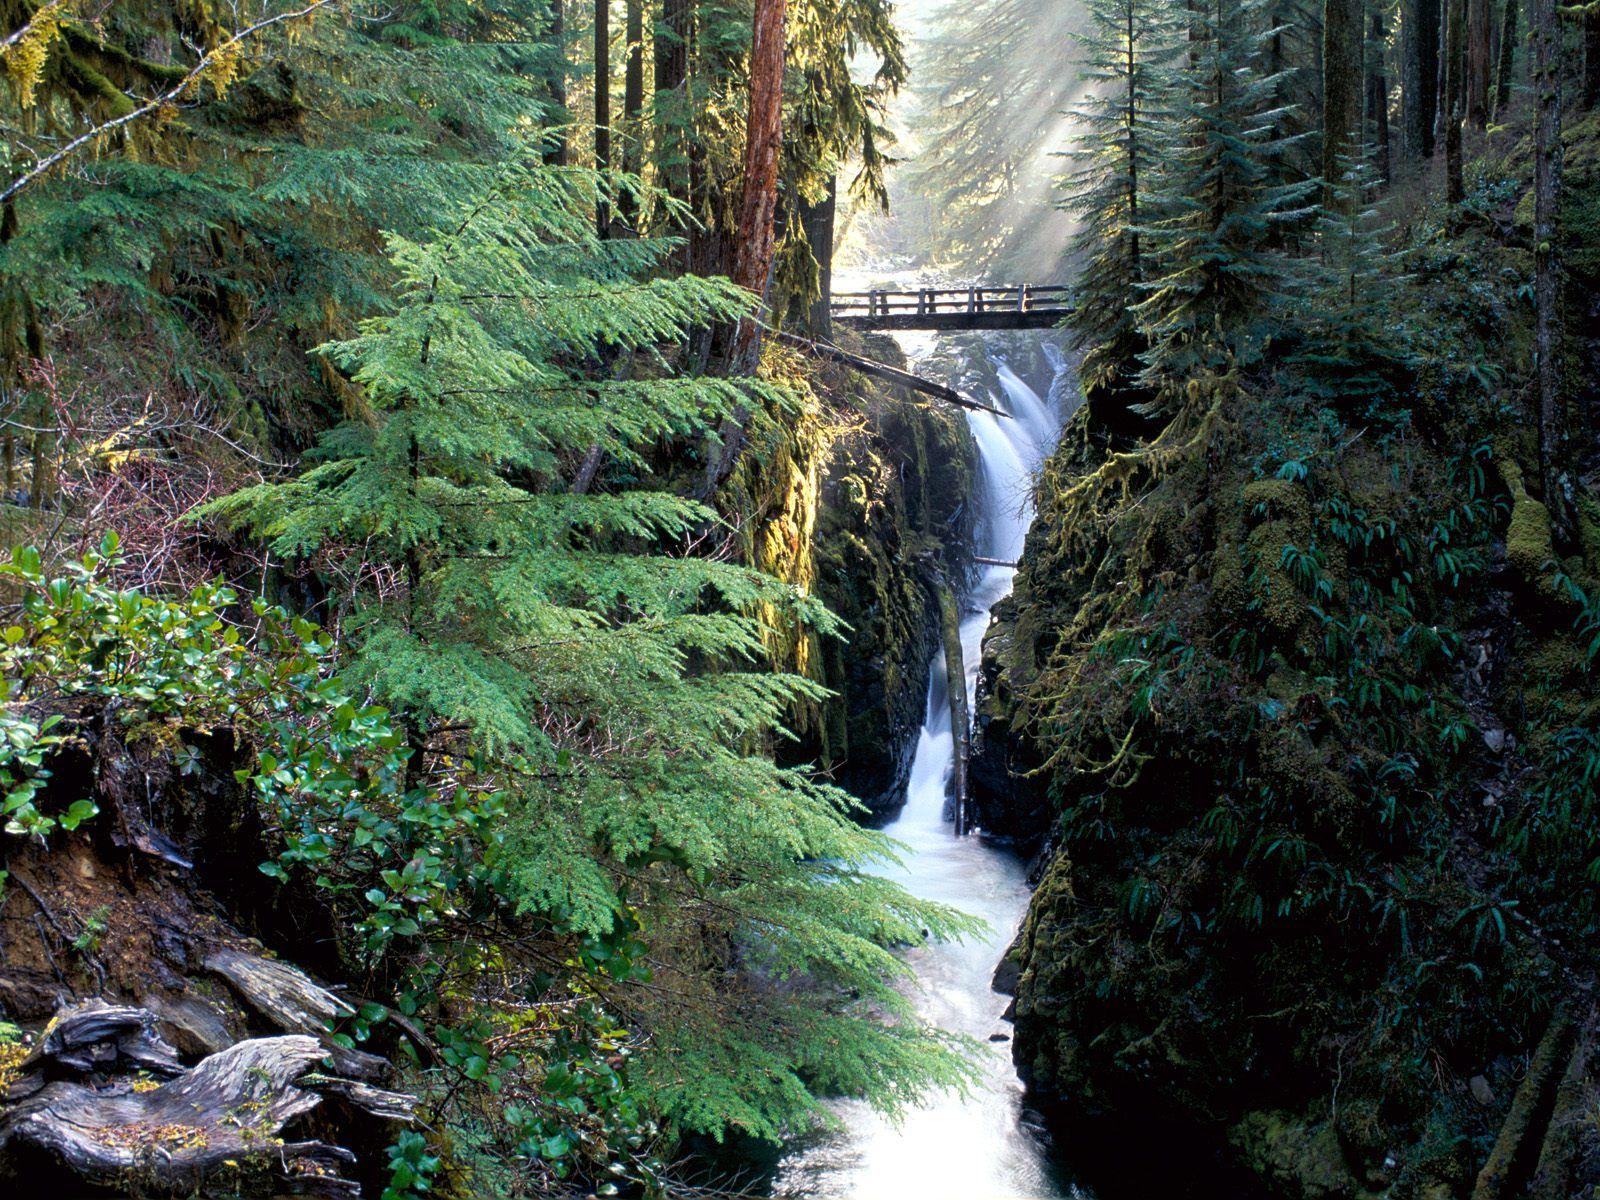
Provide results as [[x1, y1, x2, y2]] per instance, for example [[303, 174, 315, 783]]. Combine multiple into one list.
[[0, 1, 565, 490], [207, 151, 974, 1150], [1132, 0, 1316, 405], [1059, 0, 1179, 401], [902, 0, 1089, 276], [1298, 151, 1414, 398]]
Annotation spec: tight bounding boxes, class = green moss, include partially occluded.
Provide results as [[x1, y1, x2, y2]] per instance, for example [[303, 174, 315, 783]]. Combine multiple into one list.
[[768, 332, 978, 815], [1498, 459, 1555, 587], [1238, 477, 1315, 646], [1230, 1112, 1375, 1200], [1576, 493, 1600, 580]]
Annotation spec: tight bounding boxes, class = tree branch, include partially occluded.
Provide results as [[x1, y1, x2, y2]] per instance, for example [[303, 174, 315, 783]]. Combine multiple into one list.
[[1, 0, 347, 206]]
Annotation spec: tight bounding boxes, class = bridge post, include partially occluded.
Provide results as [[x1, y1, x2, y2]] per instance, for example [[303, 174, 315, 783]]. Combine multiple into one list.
[[918, 289, 928, 316], [966, 288, 976, 314], [1017, 285, 1028, 312]]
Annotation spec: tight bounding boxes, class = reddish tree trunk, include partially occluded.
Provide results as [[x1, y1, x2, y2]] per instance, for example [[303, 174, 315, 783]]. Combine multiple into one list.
[[727, 0, 787, 372], [695, 0, 787, 499]]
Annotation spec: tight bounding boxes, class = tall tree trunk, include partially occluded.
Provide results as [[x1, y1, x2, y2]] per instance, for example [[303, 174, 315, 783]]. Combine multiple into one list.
[[618, 0, 644, 230], [726, 0, 785, 372], [1324, 0, 1362, 199], [1370, 8, 1393, 181], [545, 0, 570, 164], [1532, 0, 1565, 525], [1435, 0, 1450, 147], [1494, 0, 1518, 116], [1126, 0, 1142, 277], [696, 0, 787, 499], [594, 0, 612, 237], [799, 176, 836, 338], [1404, 0, 1441, 159], [653, 0, 690, 253], [1467, 0, 1493, 126], [1445, 0, 1465, 201], [1586, 7, 1600, 108], [0, 199, 44, 506]]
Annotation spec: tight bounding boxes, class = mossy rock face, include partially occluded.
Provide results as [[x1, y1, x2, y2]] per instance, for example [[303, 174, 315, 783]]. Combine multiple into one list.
[[995, 125, 1600, 1200], [1498, 459, 1554, 588], [1230, 1112, 1375, 1200], [775, 332, 977, 819]]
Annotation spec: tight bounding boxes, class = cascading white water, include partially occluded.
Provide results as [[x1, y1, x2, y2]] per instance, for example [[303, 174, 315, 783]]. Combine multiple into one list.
[[774, 355, 1086, 1200]]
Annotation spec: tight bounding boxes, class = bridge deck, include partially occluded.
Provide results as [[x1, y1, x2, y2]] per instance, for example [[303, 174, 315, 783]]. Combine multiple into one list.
[[831, 284, 1069, 332]]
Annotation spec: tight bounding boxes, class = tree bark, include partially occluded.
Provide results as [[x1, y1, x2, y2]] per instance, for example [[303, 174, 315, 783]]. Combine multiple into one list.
[[594, 0, 612, 237], [799, 175, 836, 337], [1445, 0, 1466, 201], [653, 0, 691, 265], [1126, 0, 1143, 275], [1467, 0, 1493, 127], [1324, 0, 1362, 198], [694, 0, 786, 499], [1586, 8, 1600, 108], [727, 0, 785, 371], [1532, 0, 1564, 526], [619, 0, 644, 230], [691, 0, 784, 499], [1404, 0, 1441, 159], [1495, 0, 1518, 116], [1369, 8, 1393, 182], [545, 0, 569, 164]]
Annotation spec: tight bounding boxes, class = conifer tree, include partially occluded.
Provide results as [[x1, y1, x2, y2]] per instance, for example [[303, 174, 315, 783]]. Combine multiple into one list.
[[1060, 0, 1179, 401], [1300, 151, 1413, 397], [1132, 0, 1316, 403], [206, 151, 974, 1146], [907, 0, 1089, 275]]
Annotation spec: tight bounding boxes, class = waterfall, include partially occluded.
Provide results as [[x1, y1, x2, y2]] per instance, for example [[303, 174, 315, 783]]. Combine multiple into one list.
[[774, 353, 1086, 1200]]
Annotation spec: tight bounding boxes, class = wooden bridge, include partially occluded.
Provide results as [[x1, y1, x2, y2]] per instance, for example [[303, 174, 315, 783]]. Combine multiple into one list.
[[831, 284, 1070, 331]]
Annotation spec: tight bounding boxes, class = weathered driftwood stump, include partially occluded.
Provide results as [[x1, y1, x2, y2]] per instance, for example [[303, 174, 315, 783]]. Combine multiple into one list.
[[1, 1003, 416, 1198], [204, 945, 386, 1079], [24, 998, 185, 1081]]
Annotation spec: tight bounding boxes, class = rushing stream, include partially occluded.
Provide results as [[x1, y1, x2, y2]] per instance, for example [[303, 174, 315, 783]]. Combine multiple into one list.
[[774, 351, 1085, 1200]]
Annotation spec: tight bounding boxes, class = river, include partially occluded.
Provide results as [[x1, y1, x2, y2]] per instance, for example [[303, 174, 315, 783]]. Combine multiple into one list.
[[773, 347, 1087, 1200]]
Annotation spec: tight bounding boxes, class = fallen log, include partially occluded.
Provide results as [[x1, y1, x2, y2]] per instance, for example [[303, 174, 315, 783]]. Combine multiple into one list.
[[204, 945, 385, 1078], [1529, 1015, 1595, 1200], [205, 946, 354, 1032], [2, 1035, 365, 1197], [1472, 1013, 1576, 1200], [775, 331, 1012, 418]]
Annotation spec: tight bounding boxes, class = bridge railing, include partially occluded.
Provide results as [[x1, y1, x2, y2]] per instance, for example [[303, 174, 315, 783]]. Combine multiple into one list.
[[831, 284, 1070, 318]]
